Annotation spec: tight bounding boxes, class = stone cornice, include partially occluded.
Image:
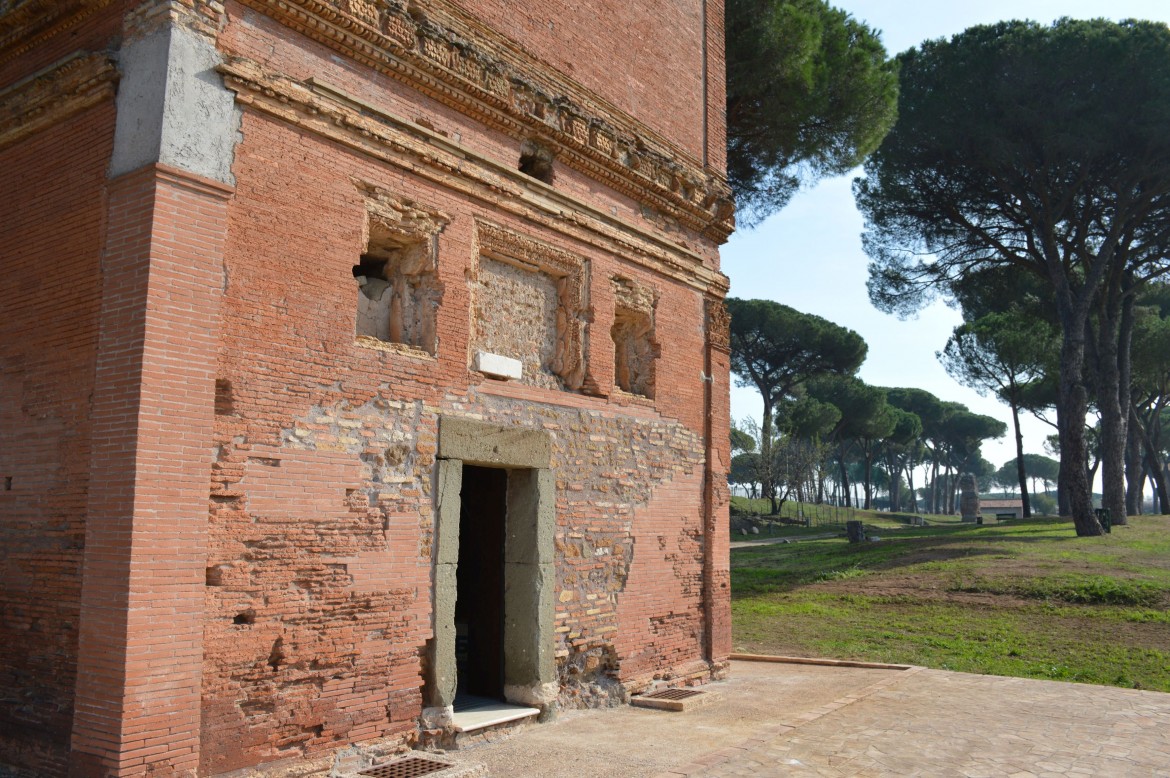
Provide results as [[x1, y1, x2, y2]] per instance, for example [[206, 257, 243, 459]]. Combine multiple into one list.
[[232, 0, 735, 243], [219, 56, 729, 296], [0, 0, 115, 68], [0, 51, 117, 149]]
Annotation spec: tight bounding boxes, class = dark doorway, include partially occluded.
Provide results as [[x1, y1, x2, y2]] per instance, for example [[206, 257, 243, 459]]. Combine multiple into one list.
[[455, 465, 507, 699]]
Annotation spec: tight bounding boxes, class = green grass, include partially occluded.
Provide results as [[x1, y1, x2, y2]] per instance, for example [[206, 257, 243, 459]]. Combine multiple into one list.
[[732, 515, 1170, 691]]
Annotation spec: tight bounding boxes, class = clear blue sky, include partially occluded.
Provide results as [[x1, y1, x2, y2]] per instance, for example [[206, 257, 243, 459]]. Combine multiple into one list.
[[724, 1, 1170, 473]]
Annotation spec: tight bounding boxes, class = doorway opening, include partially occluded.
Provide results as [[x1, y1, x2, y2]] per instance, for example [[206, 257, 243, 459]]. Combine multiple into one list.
[[425, 418, 556, 730], [455, 465, 507, 701]]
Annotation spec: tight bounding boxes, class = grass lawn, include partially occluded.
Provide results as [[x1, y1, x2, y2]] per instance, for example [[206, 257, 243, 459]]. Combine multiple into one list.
[[731, 515, 1170, 691]]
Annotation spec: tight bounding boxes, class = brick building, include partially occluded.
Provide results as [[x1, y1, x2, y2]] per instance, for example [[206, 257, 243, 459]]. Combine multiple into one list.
[[0, 1, 734, 775]]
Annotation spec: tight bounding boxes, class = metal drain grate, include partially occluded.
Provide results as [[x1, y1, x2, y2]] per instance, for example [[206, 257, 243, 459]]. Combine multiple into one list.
[[631, 686, 714, 711], [359, 755, 454, 778], [642, 688, 704, 701]]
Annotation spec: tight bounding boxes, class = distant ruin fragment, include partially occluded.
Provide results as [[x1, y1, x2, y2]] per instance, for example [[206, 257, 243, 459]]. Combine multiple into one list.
[[959, 473, 981, 522]]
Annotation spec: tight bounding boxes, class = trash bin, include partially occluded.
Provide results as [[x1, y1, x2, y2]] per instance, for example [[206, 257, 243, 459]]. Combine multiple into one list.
[[1094, 508, 1112, 533]]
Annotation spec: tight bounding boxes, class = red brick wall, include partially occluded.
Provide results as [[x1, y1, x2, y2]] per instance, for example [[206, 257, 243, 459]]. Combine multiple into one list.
[[71, 163, 231, 778], [0, 0, 730, 771], [450, 0, 707, 163], [706, 341, 733, 662], [705, 0, 728, 174], [217, 4, 721, 273], [0, 1, 131, 87], [197, 101, 722, 767], [0, 101, 114, 776]]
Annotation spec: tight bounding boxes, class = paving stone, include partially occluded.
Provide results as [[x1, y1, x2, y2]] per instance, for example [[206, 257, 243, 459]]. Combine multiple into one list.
[[447, 660, 1170, 776]]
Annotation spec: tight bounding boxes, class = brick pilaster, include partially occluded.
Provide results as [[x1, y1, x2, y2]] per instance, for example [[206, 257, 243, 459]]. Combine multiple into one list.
[[70, 163, 231, 777], [704, 299, 733, 666]]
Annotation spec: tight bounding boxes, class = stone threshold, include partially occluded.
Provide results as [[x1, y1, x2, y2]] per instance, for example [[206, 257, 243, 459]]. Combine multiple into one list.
[[451, 695, 541, 733]]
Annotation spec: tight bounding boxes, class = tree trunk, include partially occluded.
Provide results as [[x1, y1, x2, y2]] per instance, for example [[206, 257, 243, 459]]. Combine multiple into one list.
[[929, 449, 940, 514], [905, 461, 918, 513], [1114, 290, 1136, 524], [760, 396, 777, 515], [1126, 413, 1144, 516], [1092, 315, 1125, 523], [1095, 289, 1131, 526], [838, 449, 852, 508], [1134, 403, 1170, 514], [1009, 396, 1032, 518], [1055, 326, 1102, 534], [945, 463, 956, 515], [862, 444, 874, 510]]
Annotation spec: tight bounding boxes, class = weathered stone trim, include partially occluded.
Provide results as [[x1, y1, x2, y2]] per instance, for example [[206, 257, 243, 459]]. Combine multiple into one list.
[[474, 220, 591, 391], [612, 276, 656, 317], [0, 0, 231, 66], [430, 418, 557, 715], [0, 51, 117, 149], [437, 416, 552, 470], [357, 179, 450, 238], [232, 0, 735, 242], [0, 0, 113, 66], [705, 296, 731, 354], [219, 56, 729, 296]]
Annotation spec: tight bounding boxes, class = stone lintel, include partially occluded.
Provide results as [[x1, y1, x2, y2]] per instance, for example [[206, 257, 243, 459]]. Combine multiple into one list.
[[438, 417, 552, 469]]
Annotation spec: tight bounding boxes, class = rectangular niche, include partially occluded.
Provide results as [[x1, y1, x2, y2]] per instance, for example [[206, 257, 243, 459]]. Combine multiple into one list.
[[472, 221, 591, 391], [353, 183, 448, 355], [611, 276, 658, 398]]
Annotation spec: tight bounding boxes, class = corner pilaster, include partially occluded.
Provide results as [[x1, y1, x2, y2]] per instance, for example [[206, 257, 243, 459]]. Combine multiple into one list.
[[70, 6, 238, 775]]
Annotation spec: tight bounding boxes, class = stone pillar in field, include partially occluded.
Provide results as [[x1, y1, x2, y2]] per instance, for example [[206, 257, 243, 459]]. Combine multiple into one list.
[[959, 473, 981, 522]]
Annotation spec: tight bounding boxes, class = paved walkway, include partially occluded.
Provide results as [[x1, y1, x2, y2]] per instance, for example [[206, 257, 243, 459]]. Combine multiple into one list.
[[448, 659, 1170, 777], [729, 532, 839, 549]]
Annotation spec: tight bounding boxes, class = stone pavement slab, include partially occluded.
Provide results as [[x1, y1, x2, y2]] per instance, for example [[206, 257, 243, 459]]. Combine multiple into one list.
[[446, 659, 1170, 777]]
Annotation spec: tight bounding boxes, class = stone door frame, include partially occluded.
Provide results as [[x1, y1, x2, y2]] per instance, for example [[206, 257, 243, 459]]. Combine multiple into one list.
[[424, 417, 557, 724]]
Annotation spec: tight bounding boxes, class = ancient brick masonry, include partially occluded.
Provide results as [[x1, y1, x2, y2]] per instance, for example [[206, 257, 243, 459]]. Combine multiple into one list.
[[0, 1, 734, 776]]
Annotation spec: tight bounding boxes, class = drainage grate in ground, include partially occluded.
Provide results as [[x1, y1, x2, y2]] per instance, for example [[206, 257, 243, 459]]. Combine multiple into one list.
[[358, 755, 455, 778], [631, 687, 714, 712], [642, 688, 705, 701]]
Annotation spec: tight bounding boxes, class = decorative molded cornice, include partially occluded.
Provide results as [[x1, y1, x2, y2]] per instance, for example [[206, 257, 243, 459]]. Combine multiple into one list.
[[0, 51, 117, 148], [219, 56, 729, 296], [0, 0, 114, 67], [1, 1, 227, 69], [232, 0, 735, 243]]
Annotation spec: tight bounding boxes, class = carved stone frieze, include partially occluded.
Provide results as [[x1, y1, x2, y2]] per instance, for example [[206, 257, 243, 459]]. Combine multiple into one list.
[[0, 0, 109, 66], [231, 0, 735, 242], [475, 220, 591, 391], [705, 297, 731, 354], [0, 51, 117, 149], [1, 0, 227, 67], [218, 56, 729, 297]]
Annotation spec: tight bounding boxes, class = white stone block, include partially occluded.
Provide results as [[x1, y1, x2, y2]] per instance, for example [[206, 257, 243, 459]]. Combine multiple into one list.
[[475, 351, 522, 380]]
